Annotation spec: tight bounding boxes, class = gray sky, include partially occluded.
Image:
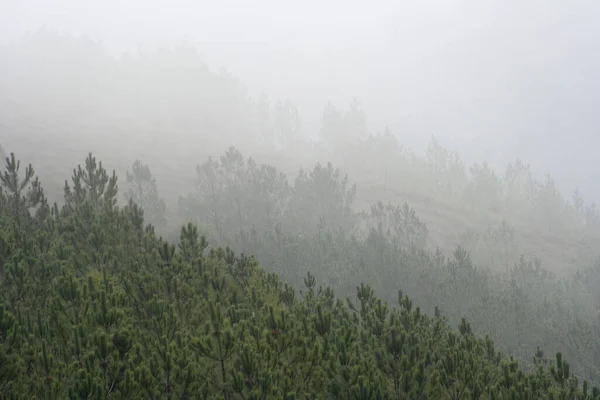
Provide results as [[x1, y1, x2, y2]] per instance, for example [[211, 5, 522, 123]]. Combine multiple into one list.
[[2, 0, 600, 201]]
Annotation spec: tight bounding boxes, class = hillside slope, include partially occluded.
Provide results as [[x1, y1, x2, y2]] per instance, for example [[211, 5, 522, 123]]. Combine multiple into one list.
[[0, 152, 598, 399], [2, 123, 589, 278]]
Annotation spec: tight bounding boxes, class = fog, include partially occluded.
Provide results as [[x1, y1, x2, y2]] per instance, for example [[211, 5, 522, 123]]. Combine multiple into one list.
[[3, 1, 600, 391], [2, 0, 600, 201]]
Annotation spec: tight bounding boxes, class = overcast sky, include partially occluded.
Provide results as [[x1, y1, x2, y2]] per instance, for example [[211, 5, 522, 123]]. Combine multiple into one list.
[[2, 0, 600, 200]]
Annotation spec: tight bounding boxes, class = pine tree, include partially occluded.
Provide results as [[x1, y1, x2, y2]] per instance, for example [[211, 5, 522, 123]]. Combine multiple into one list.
[[125, 160, 167, 229], [0, 152, 46, 237]]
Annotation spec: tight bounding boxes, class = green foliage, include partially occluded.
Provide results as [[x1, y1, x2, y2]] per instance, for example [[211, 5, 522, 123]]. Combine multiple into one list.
[[178, 147, 292, 242], [174, 147, 600, 387], [358, 201, 429, 249], [6, 31, 600, 396], [2, 152, 600, 399], [290, 161, 357, 234], [63, 153, 118, 214], [0, 152, 47, 236], [0, 155, 600, 400]]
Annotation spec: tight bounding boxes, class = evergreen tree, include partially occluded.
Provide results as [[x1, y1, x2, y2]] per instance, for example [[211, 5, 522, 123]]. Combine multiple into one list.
[[125, 160, 167, 229], [0, 152, 46, 236]]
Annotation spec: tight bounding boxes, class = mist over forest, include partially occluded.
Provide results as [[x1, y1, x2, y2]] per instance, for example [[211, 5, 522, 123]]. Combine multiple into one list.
[[1, 1, 600, 398], [4, 0, 600, 201]]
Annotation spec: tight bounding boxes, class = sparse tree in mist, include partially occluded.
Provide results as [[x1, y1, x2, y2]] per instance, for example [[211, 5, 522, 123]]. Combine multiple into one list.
[[426, 136, 449, 190], [179, 148, 292, 244], [320, 103, 345, 149], [534, 174, 565, 232], [256, 92, 275, 147], [320, 100, 368, 160], [573, 258, 600, 312], [220, 147, 248, 230], [194, 156, 226, 241], [357, 129, 402, 190], [246, 160, 291, 229], [492, 219, 518, 277], [463, 162, 503, 212], [447, 151, 469, 198], [362, 201, 429, 249], [289, 162, 356, 234], [396, 202, 429, 249], [125, 160, 167, 229], [503, 159, 536, 213], [584, 202, 599, 228], [373, 129, 400, 189], [425, 136, 468, 198], [345, 99, 368, 141], [273, 99, 301, 149], [572, 187, 586, 225]]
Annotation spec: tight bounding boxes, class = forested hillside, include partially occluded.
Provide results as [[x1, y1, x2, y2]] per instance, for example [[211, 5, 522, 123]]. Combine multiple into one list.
[[1, 151, 599, 399], [2, 29, 600, 397], [171, 147, 600, 385]]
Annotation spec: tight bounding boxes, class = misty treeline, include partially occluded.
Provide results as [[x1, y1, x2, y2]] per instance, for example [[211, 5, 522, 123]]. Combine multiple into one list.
[[121, 145, 597, 385], [2, 30, 596, 242], [1, 151, 600, 399], [1, 30, 596, 215], [0, 28, 285, 154]]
